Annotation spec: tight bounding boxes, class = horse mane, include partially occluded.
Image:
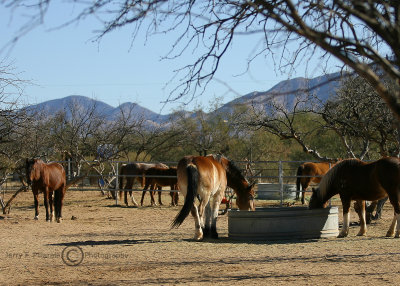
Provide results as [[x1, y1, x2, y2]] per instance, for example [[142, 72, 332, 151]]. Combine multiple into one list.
[[226, 159, 248, 183], [209, 154, 252, 195], [318, 158, 362, 200]]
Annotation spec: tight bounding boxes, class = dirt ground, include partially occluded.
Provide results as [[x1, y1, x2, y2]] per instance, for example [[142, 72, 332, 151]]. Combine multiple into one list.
[[1, 189, 400, 285]]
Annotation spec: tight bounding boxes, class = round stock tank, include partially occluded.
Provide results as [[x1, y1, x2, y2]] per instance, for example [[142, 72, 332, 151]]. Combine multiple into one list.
[[228, 206, 339, 240]]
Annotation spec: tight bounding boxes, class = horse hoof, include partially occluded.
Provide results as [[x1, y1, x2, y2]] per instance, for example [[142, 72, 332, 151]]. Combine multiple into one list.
[[211, 232, 219, 239], [386, 231, 394, 237], [57, 218, 62, 223], [337, 232, 348, 238], [194, 228, 203, 241], [34, 216, 39, 220], [202, 227, 210, 237]]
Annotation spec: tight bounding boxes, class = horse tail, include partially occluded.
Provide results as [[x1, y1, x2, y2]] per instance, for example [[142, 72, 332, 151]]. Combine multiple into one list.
[[171, 164, 198, 228], [296, 165, 303, 198]]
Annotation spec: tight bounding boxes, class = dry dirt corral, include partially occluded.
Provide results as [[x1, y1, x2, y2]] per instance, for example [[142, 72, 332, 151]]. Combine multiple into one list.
[[1, 190, 400, 285]]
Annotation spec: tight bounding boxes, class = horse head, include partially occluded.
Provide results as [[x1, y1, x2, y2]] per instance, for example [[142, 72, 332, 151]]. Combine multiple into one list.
[[236, 181, 256, 211], [26, 158, 40, 185], [308, 187, 328, 209]]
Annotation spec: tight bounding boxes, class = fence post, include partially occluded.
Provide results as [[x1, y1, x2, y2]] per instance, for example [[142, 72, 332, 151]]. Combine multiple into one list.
[[115, 162, 119, 206], [68, 158, 71, 181], [279, 161, 283, 206]]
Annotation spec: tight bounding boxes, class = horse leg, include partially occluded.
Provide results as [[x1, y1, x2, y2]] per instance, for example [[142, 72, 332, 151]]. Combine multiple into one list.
[[33, 189, 39, 220], [301, 181, 309, 205], [43, 190, 51, 222], [190, 205, 203, 241], [124, 190, 128, 206], [209, 191, 223, 239], [170, 191, 177, 206], [174, 191, 179, 206], [354, 200, 367, 236], [386, 213, 397, 237], [149, 186, 157, 206], [203, 202, 212, 237], [197, 196, 211, 237], [386, 194, 400, 237], [129, 190, 138, 207], [57, 188, 65, 223], [374, 197, 388, 220], [140, 189, 146, 206], [49, 192, 54, 222], [158, 188, 163, 205], [53, 190, 60, 221], [338, 199, 351, 238]]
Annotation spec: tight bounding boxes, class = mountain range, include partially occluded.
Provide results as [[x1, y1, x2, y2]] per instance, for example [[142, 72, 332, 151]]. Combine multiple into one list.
[[27, 72, 341, 125]]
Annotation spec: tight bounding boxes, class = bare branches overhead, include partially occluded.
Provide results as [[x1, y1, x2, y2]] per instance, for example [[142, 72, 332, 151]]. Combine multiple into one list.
[[3, 1, 399, 117]]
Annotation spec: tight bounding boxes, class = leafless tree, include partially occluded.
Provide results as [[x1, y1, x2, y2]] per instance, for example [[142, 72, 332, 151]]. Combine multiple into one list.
[[0, 60, 32, 212], [239, 92, 342, 162], [322, 74, 400, 158], [2, 1, 400, 120]]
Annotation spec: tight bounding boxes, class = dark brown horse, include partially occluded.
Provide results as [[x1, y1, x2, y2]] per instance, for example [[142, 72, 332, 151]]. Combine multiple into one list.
[[140, 166, 178, 206], [296, 162, 333, 204], [119, 162, 168, 206], [26, 159, 66, 223], [172, 154, 255, 241], [309, 157, 400, 238]]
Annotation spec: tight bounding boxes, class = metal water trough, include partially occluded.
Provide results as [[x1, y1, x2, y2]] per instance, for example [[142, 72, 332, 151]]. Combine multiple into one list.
[[228, 206, 339, 240]]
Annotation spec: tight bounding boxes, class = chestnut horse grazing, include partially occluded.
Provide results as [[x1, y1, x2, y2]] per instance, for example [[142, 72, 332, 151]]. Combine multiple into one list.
[[119, 162, 168, 206], [26, 159, 66, 223], [140, 166, 178, 206], [309, 157, 400, 238], [172, 154, 255, 241], [296, 162, 333, 204]]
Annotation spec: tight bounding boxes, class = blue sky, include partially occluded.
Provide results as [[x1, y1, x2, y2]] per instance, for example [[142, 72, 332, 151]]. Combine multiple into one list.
[[0, 3, 340, 115]]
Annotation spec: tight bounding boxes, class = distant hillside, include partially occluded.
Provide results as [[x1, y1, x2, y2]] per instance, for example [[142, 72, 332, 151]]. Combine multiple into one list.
[[26, 95, 171, 126], [25, 73, 341, 124], [216, 73, 340, 115]]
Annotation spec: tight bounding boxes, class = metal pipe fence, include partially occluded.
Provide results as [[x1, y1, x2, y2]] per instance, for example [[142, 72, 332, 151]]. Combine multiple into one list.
[[0, 160, 332, 206]]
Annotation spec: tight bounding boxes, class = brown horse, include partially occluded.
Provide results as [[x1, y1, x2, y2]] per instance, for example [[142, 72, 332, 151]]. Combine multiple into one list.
[[309, 157, 400, 238], [118, 162, 168, 206], [140, 166, 179, 206], [296, 162, 333, 204], [172, 154, 255, 241], [26, 159, 66, 223]]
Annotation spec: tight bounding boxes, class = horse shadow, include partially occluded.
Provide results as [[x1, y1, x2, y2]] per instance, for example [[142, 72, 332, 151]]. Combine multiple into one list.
[[48, 232, 393, 248], [182, 232, 394, 245], [48, 238, 174, 247]]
